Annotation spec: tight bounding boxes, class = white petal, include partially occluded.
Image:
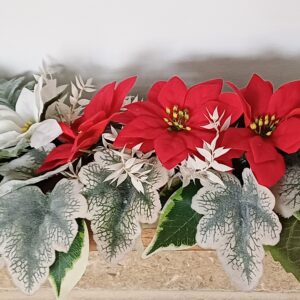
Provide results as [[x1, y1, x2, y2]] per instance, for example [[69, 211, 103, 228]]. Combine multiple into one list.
[[29, 119, 62, 148], [0, 120, 22, 134], [0, 131, 20, 149], [15, 88, 39, 123], [0, 107, 24, 127]]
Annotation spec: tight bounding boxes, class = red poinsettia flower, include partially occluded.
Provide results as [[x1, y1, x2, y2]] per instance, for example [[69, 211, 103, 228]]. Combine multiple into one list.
[[222, 74, 300, 187], [37, 77, 137, 173], [113, 76, 243, 169]]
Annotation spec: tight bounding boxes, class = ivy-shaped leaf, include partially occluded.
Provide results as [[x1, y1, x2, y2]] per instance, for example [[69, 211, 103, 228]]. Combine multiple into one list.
[[0, 144, 55, 183], [0, 179, 87, 295], [274, 165, 300, 218], [266, 216, 300, 282], [0, 138, 29, 162], [0, 145, 68, 198], [78, 149, 168, 263], [191, 168, 281, 291], [49, 219, 89, 300], [143, 181, 202, 257]]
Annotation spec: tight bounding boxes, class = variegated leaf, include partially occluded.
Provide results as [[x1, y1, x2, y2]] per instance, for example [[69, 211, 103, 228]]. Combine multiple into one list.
[[0, 144, 55, 183], [0, 138, 29, 162], [0, 179, 87, 295], [191, 169, 281, 291], [49, 219, 89, 300], [0, 145, 68, 198], [78, 149, 168, 263], [274, 165, 300, 218]]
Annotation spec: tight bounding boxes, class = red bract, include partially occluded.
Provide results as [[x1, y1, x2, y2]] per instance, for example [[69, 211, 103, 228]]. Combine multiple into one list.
[[113, 76, 242, 169], [223, 74, 300, 187], [37, 77, 137, 173]]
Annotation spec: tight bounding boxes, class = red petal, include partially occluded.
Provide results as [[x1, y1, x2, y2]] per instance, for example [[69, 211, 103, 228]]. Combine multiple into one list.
[[78, 111, 106, 132], [111, 110, 136, 124], [249, 135, 278, 163], [246, 150, 285, 187], [148, 81, 166, 104], [180, 128, 214, 150], [58, 122, 76, 143], [242, 74, 273, 119], [217, 92, 243, 124], [221, 127, 253, 151], [110, 76, 137, 114], [84, 81, 116, 119], [269, 80, 300, 118], [114, 116, 165, 141], [161, 150, 189, 170], [226, 81, 252, 126], [272, 117, 300, 153], [36, 144, 74, 173], [158, 76, 187, 108], [184, 79, 223, 109], [76, 119, 109, 150], [154, 132, 188, 168], [125, 101, 163, 118]]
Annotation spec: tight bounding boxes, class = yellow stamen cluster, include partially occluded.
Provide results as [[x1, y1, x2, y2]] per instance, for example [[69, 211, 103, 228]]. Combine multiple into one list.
[[249, 114, 279, 137], [21, 121, 33, 133], [163, 105, 191, 131]]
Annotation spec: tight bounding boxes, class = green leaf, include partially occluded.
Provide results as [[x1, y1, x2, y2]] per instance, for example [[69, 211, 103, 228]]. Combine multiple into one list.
[[0, 145, 68, 198], [78, 149, 168, 263], [143, 182, 202, 257], [0, 144, 54, 183], [0, 179, 87, 295], [49, 219, 89, 300], [275, 165, 300, 218], [267, 216, 300, 282], [192, 169, 281, 291], [0, 139, 29, 162], [0, 77, 34, 109]]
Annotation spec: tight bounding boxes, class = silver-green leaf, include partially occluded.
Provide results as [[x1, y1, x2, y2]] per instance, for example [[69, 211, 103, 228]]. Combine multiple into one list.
[[0, 179, 87, 295], [0, 145, 68, 198], [191, 169, 281, 291], [78, 149, 168, 263], [274, 165, 300, 218], [0, 144, 54, 183]]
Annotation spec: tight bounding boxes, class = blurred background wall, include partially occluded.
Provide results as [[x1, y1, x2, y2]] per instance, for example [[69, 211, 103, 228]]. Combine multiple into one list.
[[1, 0, 300, 95]]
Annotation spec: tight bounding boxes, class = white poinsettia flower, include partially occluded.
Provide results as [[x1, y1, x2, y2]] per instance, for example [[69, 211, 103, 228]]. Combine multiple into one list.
[[0, 78, 62, 150]]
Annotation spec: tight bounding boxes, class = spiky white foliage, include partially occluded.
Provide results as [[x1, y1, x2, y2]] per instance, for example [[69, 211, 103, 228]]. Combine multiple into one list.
[[100, 144, 154, 194], [175, 106, 232, 187], [45, 75, 96, 123]]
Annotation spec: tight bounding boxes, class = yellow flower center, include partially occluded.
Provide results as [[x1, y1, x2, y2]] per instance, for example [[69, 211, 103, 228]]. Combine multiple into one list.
[[163, 105, 191, 132], [21, 121, 33, 133], [249, 114, 279, 137]]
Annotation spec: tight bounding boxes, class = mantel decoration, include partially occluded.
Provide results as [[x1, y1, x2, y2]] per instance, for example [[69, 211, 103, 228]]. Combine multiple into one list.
[[1, 64, 300, 298]]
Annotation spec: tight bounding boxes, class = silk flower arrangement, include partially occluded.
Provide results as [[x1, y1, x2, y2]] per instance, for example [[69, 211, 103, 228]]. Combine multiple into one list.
[[0, 68, 300, 298]]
